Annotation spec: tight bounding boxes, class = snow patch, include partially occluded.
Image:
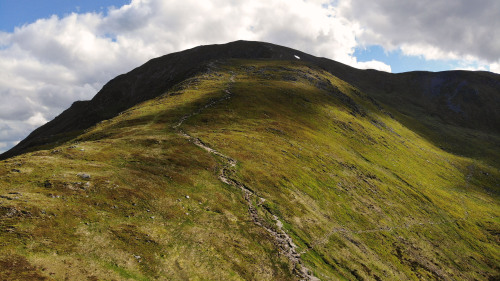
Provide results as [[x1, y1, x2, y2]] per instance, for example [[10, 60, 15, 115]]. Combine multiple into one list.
[[294, 55, 300, 59]]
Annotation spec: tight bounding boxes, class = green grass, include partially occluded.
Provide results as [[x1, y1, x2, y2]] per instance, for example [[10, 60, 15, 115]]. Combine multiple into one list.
[[0, 59, 498, 280]]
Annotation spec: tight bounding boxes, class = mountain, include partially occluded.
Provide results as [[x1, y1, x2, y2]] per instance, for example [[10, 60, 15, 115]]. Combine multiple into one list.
[[0, 41, 499, 280], [3, 41, 499, 161]]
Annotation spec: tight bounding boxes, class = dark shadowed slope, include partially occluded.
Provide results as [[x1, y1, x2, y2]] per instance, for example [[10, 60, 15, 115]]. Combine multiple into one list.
[[2, 40, 499, 161]]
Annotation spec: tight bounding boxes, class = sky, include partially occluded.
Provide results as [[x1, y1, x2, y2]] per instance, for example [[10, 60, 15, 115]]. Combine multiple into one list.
[[0, 0, 499, 153]]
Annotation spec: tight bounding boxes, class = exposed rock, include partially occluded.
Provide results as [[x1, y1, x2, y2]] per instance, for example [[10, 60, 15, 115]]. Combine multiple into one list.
[[77, 173, 91, 180], [43, 180, 52, 188]]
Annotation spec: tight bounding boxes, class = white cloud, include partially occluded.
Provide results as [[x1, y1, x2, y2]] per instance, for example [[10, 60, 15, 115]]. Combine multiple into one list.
[[26, 112, 48, 127], [490, 63, 500, 74], [339, 0, 500, 65], [453, 63, 488, 72], [354, 60, 392, 72]]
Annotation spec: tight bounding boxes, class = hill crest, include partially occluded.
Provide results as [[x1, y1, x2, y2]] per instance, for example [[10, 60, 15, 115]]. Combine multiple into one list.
[[2, 40, 500, 160]]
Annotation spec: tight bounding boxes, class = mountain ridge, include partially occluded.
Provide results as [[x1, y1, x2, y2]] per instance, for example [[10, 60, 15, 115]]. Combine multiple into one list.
[[0, 45, 498, 280], [2, 40, 499, 160]]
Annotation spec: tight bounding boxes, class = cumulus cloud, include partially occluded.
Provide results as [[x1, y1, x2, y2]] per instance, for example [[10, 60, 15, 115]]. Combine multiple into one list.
[[353, 60, 392, 72], [490, 63, 500, 74], [339, 0, 500, 71]]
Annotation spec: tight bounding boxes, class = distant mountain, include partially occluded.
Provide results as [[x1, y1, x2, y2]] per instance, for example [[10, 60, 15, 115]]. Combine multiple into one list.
[[0, 41, 498, 280]]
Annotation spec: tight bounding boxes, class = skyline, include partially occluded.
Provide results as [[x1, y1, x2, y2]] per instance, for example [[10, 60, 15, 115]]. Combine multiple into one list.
[[1, 0, 499, 153]]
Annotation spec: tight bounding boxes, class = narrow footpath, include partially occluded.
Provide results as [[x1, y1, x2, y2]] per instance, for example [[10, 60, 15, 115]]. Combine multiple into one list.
[[172, 79, 319, 281]]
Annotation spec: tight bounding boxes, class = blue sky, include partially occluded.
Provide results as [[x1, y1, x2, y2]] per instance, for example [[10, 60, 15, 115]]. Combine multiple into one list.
[[0, 0, 498, 153], [353, 46, 493, 74], [354, 46, 453, 73], [0, 0, 129, 32]]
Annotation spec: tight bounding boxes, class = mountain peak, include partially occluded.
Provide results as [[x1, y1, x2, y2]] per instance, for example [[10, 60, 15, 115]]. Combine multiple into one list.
[[0, 41, 340, 159], [2, 41, 499, 160]]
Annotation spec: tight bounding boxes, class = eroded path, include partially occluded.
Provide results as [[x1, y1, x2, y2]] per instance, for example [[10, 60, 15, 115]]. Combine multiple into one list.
[[173, 79, 319, 280]]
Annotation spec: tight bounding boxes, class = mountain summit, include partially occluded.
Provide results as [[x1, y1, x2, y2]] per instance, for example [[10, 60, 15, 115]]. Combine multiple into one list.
[[3, 41, 327, 160], [0, 41, 499, 280], [2, 41, 499, 160]]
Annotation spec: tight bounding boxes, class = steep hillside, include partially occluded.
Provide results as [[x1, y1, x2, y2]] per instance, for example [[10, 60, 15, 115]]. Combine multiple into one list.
[[2, 41, 500, 164], [1, 41, 323, 160], [0, 44, 499, 280]]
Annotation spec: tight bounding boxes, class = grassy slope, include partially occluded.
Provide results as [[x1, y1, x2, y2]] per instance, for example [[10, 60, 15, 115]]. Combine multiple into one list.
[[0, 59, 498, 280], [0, 73, 292, 280]]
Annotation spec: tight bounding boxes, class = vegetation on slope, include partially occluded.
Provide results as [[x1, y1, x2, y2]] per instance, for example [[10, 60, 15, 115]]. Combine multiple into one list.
[[0, 59, 498, 280]]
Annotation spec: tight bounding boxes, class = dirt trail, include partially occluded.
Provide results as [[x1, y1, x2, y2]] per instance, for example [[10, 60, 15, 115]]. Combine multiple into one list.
[[173, 77, 319, 281]]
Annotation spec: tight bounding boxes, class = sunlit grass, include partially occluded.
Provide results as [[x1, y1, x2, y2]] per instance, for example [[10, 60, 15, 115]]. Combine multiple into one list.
[[0, 59, 498, 280]]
